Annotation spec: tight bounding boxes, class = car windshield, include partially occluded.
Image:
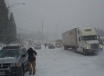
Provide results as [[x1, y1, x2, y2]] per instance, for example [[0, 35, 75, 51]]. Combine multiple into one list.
[[83, 35, 98, 41], [0, 50, 19, 58], [35, 45, 40, 47], [49, 44, 54, 46]]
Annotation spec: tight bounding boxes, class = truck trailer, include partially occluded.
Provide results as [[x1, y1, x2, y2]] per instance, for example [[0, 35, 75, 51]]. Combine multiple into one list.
[[62, 27, 103, 55]]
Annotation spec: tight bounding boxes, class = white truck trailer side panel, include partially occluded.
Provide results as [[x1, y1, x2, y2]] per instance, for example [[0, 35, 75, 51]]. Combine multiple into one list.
[[62, 29, 77, 46], [62, 34, 66, 45]]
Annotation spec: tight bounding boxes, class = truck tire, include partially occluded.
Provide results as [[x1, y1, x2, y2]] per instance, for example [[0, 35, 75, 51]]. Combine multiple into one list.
[[64, 46, 68, 50], [74, 48, 77, 53], [64, 46, 66, 50], [83, 49, 87, 56]]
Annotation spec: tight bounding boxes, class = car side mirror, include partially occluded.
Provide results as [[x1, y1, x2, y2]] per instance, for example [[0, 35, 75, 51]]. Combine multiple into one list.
[[22, 54, 26, 58]]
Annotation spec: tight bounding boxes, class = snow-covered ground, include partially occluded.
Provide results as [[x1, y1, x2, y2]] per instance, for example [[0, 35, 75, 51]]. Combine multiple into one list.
[[25, 46, 104, 76]]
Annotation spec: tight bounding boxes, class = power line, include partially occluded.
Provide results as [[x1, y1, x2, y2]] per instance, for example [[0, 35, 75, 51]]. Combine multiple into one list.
[[12, 11, 37, 25], [12, 8, 38, 23], [17, 26, 36, 32]]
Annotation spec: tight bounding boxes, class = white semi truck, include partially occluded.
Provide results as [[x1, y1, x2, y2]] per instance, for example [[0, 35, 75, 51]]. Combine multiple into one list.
[[62, 27, 103, 55]]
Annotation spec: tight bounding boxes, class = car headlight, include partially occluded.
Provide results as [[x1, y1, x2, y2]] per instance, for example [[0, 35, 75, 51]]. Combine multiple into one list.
[[10, 63, 19, 67], [86, 46, 91, 49]]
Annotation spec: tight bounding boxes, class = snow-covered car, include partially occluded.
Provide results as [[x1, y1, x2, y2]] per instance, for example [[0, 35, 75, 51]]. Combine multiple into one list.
[[0, 45, 28, 76], [34, 44, 41, 49], [48, 44, 55, 49]]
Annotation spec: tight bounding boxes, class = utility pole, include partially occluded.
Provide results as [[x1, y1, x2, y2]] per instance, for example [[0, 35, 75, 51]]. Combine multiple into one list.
[[56, 23, 62, 40], [42, 19, 43, 42], [56, 24, 58, 40], [47, 26, 48, 42]]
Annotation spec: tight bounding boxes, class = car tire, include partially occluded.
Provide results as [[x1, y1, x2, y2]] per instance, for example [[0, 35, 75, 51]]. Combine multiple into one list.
[[25, 65, 29, 72], [19, 67, 24, 76]]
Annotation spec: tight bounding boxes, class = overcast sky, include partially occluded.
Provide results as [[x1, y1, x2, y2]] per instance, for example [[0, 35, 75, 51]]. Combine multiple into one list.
[[5, 0, 104, 36]]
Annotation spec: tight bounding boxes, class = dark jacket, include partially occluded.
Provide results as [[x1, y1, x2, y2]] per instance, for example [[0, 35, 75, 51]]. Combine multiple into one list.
[[27, 47, 37, 62]]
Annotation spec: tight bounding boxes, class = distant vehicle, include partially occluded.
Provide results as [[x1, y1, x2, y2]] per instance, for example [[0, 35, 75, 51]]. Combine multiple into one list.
[[34, 42, 41, 49], [0, 45, 28, 76], [34, 42, 41, 46], [99, 36, 104, 45], [55, 39, 63, 48], [62, 27, 103, 55], [48, 44, 55, 49], [34, 44, 41, 49]]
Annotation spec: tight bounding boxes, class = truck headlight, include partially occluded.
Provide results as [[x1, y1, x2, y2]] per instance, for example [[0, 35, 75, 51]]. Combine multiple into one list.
[[10, 63, 19, 67], [57, 45, 59, 46], [101, 45, 103, 48], [87, 46, 91, 49], [100, 45, 103, 48]]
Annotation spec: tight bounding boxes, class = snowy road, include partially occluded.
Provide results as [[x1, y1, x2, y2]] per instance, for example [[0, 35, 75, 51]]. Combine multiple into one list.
[[25, 47, 104, 76]]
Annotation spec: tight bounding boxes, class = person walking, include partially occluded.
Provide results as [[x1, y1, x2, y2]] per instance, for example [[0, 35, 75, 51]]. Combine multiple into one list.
[[27, 47, 37, 75]]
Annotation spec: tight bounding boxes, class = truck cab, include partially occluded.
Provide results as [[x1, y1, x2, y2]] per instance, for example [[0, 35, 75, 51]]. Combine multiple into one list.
[[76, 28, 103, 55], [55, 40, 63, 48]]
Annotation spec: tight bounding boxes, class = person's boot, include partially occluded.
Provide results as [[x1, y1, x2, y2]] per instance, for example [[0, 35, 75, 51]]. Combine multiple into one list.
[[33, 72, 35, 75], [29, 72, 32, 75], [33, 70, 36, 75]]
